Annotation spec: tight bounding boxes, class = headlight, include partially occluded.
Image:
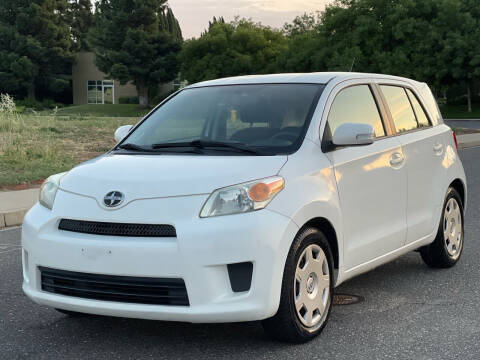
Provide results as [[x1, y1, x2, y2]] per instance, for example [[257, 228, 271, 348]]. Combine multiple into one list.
[[39, 172, 67, 210], [200, 176, 284, 218]]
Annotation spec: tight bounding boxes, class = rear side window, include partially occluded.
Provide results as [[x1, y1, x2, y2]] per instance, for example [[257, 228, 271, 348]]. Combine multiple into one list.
[[406, 89, 431, 128], [380, 85, 418, 133], [327, 85, 385, 138]]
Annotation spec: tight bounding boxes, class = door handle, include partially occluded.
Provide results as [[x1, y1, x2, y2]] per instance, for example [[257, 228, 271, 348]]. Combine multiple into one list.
[[389, 152, 404, 167], [433, 143, 444, 154]]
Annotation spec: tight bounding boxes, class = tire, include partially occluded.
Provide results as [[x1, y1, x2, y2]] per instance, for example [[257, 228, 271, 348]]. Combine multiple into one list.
[[262, 227, 334, 343], [420, 187, 464, 268], [55, 308, 88, 317]]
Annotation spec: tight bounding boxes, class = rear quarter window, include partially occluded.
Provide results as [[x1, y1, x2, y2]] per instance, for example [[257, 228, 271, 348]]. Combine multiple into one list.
[[380, 85, 418, 133], [406, 89, 431, 128]]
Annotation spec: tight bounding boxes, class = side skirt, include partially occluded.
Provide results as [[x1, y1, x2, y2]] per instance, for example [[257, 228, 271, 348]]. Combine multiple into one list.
[[335, 233, 435, 286]]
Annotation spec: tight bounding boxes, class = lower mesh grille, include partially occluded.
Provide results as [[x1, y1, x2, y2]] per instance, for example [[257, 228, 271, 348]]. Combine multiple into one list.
[[40, 267, 189, 306], [58, 219, 176, 237]]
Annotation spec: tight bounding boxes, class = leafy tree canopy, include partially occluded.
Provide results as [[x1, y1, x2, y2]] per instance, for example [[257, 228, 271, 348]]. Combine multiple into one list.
[[180, 18, 288, 83], [277, 0, 480, 110], [88, 0, 183, 107]]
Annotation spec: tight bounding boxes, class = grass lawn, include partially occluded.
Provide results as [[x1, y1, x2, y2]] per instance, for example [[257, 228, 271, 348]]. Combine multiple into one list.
[[51, 104, 151, 118], [0, 113, 141, 186], [439, 104, 480, 119]]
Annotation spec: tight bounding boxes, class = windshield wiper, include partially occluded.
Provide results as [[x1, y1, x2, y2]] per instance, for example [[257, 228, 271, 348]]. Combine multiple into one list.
[[117, 143, 153, 152], [116, 142, 202, 154], [152, 140, 262, 155]]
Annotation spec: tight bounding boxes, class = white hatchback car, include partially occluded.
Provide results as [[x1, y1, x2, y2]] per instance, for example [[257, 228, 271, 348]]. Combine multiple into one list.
[[22, 72, 466, 342]]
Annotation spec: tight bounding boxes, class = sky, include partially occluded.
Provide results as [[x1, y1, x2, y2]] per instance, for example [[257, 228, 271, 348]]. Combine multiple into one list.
[[168, 0, 333, 39]]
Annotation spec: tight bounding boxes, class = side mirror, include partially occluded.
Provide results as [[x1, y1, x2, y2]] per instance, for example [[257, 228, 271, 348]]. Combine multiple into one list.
[[114, 125, 133, 143], [332, 123, 375, 147]]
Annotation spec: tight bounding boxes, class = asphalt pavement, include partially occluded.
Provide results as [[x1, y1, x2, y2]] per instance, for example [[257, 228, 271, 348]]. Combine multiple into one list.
[[1, 147, 479, 360]]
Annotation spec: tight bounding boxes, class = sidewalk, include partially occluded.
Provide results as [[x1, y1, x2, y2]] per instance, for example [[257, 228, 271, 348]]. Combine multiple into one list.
[[1, 133, 479, 229]]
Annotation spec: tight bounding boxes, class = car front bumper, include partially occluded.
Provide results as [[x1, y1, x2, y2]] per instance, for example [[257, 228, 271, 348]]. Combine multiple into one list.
[[22, 190, 298, 323]]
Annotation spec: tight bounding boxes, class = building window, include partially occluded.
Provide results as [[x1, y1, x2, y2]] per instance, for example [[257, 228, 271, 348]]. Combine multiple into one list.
[[87, 80, 115, 104]]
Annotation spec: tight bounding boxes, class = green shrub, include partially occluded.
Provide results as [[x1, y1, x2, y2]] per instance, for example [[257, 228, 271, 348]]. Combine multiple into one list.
[[16, 98, 63, 110], [119, 96, 139, 104]]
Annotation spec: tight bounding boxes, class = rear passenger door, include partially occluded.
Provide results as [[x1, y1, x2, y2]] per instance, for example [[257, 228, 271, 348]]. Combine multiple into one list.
[[323, 82, 408, 270], [379, 84, 445, 244]]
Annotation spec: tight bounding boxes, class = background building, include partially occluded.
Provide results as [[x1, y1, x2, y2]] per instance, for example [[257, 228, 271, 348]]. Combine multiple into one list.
[[72, 52, 175, 105]]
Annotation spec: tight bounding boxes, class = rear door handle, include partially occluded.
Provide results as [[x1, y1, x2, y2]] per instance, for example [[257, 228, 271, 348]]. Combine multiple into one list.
[[433, 143, 443, 154], [390, 152, 404, 167]]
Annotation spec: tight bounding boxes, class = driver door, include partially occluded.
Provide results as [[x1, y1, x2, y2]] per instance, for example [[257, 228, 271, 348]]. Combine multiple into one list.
[[323, 83, 408, 270]]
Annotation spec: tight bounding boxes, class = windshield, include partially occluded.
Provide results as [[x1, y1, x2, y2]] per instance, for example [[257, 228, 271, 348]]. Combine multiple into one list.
[[121, 84, 324, 155]]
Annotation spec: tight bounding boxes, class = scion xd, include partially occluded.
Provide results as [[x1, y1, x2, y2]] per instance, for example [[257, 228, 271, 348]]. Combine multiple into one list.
[[22, 73, 466, 342]]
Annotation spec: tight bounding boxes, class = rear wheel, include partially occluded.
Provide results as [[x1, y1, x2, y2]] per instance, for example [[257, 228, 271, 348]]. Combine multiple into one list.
[[420, 187, 464, 268], [262, 227, 334, 343]]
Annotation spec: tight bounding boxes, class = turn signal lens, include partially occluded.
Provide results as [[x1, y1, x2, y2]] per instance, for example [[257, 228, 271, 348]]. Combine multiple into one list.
[[248, 179, 284, 202]]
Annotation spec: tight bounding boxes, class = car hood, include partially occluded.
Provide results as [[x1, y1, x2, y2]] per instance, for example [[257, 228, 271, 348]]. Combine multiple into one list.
[[59, 153, 288, 204]]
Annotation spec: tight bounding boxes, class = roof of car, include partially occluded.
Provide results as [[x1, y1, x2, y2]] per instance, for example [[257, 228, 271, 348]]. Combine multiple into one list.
[[186, 72, 420, 88]]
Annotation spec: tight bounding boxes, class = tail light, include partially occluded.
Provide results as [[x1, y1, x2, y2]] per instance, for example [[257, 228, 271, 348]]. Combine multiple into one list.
[[452, 131, 458, 150]]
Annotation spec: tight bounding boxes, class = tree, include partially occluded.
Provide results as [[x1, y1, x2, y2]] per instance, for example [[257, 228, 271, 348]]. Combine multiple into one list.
[[277, 0, 480, 111], [88, 1, 182, 107], [0, 0, 74, 100], [69, 0, 95, 52], [439, 0, 480, 112], [180, 18, 288, 83], [283, 12, 320, 37]]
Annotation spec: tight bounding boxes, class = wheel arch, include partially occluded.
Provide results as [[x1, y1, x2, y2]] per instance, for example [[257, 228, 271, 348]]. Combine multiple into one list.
[[449, 178, 466, 208], [298, 217, 339, 271]]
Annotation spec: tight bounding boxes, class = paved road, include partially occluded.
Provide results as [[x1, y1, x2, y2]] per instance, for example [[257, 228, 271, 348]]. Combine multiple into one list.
[[445, 119, 480, 130], [1, 148, 479, 360]]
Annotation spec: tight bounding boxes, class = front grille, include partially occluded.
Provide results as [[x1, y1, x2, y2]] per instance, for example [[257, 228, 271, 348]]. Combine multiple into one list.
[[58, 219, 176, 237], [39, 267, 189, 306]]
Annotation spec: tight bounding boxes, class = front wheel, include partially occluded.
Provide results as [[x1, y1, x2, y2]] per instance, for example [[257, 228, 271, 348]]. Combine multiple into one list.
[[420, 187, 464, 268], [262, 227, 334, 343]]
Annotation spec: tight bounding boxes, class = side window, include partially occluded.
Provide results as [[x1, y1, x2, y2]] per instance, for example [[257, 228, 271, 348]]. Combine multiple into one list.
[[380, 85, 418, 133], [406, 89, 431, 128], [327, 85, 385, 138]]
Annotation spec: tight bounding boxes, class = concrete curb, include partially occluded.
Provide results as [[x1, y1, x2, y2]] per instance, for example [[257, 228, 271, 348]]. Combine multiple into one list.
[[457, 133, 480, 150], [0, 188, 39, 229], [0, 209, 28, 229]]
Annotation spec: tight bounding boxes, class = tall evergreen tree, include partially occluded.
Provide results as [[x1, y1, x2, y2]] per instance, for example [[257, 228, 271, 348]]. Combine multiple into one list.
[[160, 7, 182, 41], [89, 0, 182, 107], [69, 0, 95, 52], [0, 0, 74, 100]]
